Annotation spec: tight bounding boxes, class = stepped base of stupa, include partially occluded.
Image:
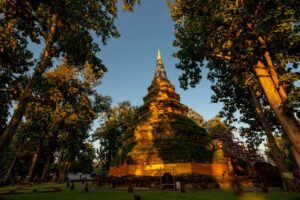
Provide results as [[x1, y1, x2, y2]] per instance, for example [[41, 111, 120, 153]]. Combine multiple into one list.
[[108, 162, 253, 189], [109, 162, 231, 177]]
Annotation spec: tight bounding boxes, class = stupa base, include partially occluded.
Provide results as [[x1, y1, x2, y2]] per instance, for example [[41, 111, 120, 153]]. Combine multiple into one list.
[[107, 163, 253, 189], [109, 162, 230, 177]]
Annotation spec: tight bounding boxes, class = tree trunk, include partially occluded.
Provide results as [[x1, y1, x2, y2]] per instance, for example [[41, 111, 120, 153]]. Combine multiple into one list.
[[24, 141, 42, 183], [254, 60, 300, 168], [214, 26, 300, 167], [3, 153, 18, 183], [58, 161, 69, 182], [246, 27, 300, 163], [40, 127, 61, 182], [51, 171, 57, 182], [40, 154, 51, 182], [256, 35, 288, 100], [57, 149, 65, 182], [249, 86, 298, 191], [291, 147, 300, 169], [0, 13, 58, 160]]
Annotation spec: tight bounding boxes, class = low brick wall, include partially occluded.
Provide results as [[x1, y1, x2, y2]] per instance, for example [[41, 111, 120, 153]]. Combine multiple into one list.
[[108, 162, 238, 189], [96, 174, 253, 190]]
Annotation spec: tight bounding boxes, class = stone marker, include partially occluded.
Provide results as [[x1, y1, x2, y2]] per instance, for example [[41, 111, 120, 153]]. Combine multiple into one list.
[[133, 194, 141, 200], [128, 184, 133, 193], [84, 183, 89, 192], [70, 181, 75, 190]]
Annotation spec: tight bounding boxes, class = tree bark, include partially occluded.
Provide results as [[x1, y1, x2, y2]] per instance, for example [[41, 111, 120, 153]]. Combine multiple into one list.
[[51, 171, 57, 182], [58, 161, 69, 182], [291, 147, 300, 169], [252, 32, 286, 98], [3, 153, 18, 183], [57, 149, 66, 182], [40, 154, 51, 182], [213, 43, 300, 167], [261, 50, 287, 100], [249, 86, 298, 191], [214, 25, 300, 167], [24, 141, 42, 183], [0, 13, 58, 160], [254, 60, 300, 168]]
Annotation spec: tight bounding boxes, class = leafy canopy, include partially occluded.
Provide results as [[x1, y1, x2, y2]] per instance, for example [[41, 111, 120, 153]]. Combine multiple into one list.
[[0, 0, 140, 133], [168, 0, 299, 112]]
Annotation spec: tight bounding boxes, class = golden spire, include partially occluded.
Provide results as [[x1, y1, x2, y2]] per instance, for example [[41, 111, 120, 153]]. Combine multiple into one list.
[[156, 49, 163, 66], [157, 49, 162, 61], [155, 49, 167, 79]]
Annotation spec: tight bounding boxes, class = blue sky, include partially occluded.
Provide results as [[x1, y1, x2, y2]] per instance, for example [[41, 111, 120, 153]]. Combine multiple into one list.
[[96, 0, 223, 122]]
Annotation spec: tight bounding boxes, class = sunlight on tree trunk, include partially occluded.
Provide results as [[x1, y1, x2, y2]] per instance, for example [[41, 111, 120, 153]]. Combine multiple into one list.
[[254, 61, 300, 167], [249, 86, 298, 191]]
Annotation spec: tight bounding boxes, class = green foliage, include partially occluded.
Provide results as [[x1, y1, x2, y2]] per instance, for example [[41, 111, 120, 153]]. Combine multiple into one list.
[[154, 137, 212, 163], [0, 0, 140, 161], [169, 0, 299, 112], [1, 0, 140, 180], [186, 107, 204, 125], [38, 63, 111, 177], [168, 0, 299, 149], [169, 113, 207, 138], [111, 138, 136, 166], [68, 143, 96, 173], [265, 134, 297, 170], [93, 101, 138, 172], [208, 63, 266, 147], [152, 113, 212, 163], [0, 13, 32, 134], [208, 61, 285, 148], [110, 111, 212, 165], [0, 0, 140, 75], [203, 117, 229, 135], [213, 148, 225, 160], [0, 62, 111, 181]]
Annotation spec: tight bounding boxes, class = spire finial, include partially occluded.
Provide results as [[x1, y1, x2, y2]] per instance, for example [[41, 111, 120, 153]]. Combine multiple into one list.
[[157, 49, 162, 61], [155, 49, 167, 79]]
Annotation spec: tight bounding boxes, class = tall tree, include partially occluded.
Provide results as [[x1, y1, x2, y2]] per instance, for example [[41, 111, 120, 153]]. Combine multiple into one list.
[[0, 0, 140, 160], [2, 61, 111, 182], [0, 16, 31, 134], [168, 0, 300, 166], [93, 101, 137, 173], [248, 84, 297, 191], [22, 101, 50, 183], [43, 63, 111, 181], [68, 142, 96, 174], [206, 59, 298, 190], [39, 63, 110, 182]]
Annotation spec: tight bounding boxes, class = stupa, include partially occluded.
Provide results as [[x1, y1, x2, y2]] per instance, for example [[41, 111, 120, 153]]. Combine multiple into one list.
[[109, 50, 232, 178]]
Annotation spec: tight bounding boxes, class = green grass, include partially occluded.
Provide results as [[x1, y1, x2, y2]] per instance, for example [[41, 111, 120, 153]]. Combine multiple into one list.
[[0, 183, 299, 200]]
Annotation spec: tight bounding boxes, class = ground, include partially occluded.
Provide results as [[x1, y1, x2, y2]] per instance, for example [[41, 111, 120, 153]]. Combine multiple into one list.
[[0, 183, 299, 200]]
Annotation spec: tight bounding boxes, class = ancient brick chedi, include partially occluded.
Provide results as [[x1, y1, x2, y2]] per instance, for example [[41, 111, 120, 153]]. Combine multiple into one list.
[[126, 50, 193, 165], [109, 50, 231, 177]]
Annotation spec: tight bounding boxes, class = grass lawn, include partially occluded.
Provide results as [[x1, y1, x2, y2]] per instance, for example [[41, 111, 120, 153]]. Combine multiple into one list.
[[0, 183, 299, 200]]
